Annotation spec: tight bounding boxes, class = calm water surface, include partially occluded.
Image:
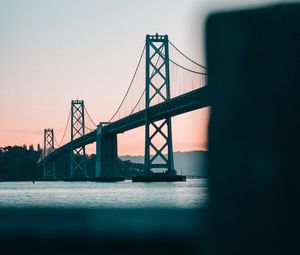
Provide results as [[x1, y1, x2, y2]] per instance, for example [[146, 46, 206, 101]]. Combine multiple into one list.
[[0, 178, 207, 208]]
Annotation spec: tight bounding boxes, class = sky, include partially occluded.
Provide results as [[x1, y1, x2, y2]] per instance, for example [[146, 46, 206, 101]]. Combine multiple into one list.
[[0, 0, 284, 155]]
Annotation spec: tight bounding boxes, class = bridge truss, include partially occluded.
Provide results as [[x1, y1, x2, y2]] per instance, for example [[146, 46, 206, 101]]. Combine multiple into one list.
[[145, 34, 174, 174], [39, 33, 208, 180], [70, 100, 87, 178], [43, 128, 56, 179]]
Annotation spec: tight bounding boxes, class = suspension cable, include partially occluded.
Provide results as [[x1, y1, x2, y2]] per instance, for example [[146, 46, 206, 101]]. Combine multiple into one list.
[[54, 136, 59, 148], [107, 44, 146, 123], [84, 106, 97, 127], [57, 109, 71, 147], [169, 58, 207, 75], [84, 125, 96, 132], [129, 45, 165, 115], [129, 89, 145, 115], [169, 40, 207, 69]]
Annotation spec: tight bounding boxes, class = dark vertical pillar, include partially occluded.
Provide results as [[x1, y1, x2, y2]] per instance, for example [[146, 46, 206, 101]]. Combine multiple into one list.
[[95, 124, 102, 177], [144, 35, 151, 174], [206, 4, 300, 255], [95, 123, 118, 178], [102, 133, 118, 177]]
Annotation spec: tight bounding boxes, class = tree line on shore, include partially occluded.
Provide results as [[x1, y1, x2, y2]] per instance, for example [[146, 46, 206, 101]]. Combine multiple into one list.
[[0, 145, 143, 181]]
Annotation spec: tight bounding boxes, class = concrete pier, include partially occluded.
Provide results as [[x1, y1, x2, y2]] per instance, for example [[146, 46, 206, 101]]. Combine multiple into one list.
[[132, 173, 186, 182], [64, 177, 92, 182], [93, 177, 125, 182], [95, 124, 124, 182], [132, 175, 186, 182], [41, 176, 58, 181]]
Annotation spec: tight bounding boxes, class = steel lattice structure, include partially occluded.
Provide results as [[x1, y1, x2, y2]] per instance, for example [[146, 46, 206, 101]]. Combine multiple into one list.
[[37, 87, 208, 168], [70, 100, 87, 177], [144, 34, 175, 174], [43, 128, 56, 178], [38, 34, 209, 180]]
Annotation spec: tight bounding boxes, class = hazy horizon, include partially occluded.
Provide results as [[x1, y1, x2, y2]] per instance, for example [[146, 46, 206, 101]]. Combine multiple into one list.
[[0, 0, 277, 155], [0, 0, 211, 156]]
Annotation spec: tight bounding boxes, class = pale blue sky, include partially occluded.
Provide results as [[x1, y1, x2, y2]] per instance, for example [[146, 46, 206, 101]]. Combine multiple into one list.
[[0, 0, 282, 154]]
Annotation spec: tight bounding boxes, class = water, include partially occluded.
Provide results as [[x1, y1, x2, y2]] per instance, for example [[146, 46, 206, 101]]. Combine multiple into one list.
[[0, 179, 207, 209]]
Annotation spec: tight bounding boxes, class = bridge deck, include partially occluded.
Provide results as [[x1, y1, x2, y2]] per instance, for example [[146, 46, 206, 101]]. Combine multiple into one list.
[[38, 86, 209, 166]]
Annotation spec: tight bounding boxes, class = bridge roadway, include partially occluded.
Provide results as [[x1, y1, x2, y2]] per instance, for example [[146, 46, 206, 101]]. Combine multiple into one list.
[[38, 86, 209, 166]]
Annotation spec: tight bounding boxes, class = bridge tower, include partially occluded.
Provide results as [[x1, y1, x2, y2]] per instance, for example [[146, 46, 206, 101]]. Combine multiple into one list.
[[69, 100, 87, 179], [43, 128, 56, 180], [144, 34, 175, 175]]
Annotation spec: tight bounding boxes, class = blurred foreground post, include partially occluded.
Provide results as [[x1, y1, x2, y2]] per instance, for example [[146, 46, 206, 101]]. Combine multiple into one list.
[[207, 3, 300, 255]]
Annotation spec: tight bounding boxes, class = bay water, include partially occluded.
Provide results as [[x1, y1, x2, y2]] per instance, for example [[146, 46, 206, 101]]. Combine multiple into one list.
[[0, 178, 207, 209]]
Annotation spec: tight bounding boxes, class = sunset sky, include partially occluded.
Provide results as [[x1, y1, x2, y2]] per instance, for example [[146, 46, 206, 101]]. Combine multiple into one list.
[[0, 0, 278, 155]]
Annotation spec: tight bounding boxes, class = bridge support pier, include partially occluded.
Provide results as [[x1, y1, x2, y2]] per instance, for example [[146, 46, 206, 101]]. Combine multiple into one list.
[[95, 123, 124, 182]]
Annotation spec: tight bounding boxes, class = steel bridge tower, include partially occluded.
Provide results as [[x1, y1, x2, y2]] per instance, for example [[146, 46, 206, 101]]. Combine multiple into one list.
[[70, 100, 87, 178], [144, 34, 175, 175], [43, 128, 56, 179]]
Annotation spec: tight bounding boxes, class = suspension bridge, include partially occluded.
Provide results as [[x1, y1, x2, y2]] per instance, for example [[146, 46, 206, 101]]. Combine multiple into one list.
[[38, 34, 209, 182]]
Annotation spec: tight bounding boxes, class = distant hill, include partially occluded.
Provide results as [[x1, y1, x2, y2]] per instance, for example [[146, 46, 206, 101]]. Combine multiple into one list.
[[0, 146, 208, 180], [120, 150, 208, 177]]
